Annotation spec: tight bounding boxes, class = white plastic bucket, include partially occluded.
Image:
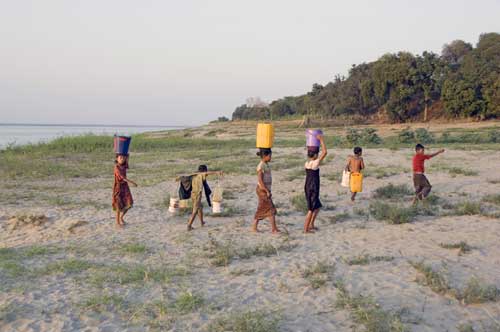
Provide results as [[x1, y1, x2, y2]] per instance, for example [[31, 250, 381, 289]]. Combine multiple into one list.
[[168, 205, 178, 213], [169, 198, 179, 207], [341, 170, 350, 188], [212, 201, 222, 214]]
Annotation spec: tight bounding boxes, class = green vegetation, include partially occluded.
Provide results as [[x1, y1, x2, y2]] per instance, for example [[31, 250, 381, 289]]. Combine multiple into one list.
[[344, 254, 394, 266], [174, 291, 204, 313], [373, 183, 413, 199], [81, 294, 127, 313], [439, 241, 472, 255], [290, 194, 308, 213], [232, 33, 500, 122], [369, 202, 416, 224], [335, 280, 406, 332], [302, 261, 334, 289], [121, 243, 148, 254], [208, 310, 280, 332], [484, 194, 500, 205], [452, 201, 482, 215], [456, 278, 500, 304], [410, 261, 449, 294]]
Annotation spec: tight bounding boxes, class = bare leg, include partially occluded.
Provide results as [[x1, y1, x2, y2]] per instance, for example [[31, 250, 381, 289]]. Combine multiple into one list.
[[351, 192, 357, 202], [251, 218, 260, 232], [309, 209, 320, 230], [187, 209, 197, 231], [120, 208, 129, 224], [270, 215, 280, 233], [116, 210, 122, 226], [304, 211, 314, 233], [199, 209, 205, 226]]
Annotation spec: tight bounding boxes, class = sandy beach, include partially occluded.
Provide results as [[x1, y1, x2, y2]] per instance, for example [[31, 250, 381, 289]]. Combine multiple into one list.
[[1, 122, 500, 332]]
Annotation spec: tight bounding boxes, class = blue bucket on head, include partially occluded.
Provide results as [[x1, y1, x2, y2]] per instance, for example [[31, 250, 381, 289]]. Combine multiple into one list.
[[114, 135, 131, 155], [306, 129, 323, 147]]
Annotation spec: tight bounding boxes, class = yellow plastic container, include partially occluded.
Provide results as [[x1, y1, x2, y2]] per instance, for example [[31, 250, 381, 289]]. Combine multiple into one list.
[[256, 123, 274, 148], [350, 172, 363, 193]]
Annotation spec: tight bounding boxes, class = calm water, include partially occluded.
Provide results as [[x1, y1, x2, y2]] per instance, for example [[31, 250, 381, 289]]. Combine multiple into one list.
[[0, 124, 183, 148]]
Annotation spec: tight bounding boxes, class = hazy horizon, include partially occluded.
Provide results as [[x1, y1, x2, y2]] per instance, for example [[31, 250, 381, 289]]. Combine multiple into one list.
[[1, 0, 499, 126]]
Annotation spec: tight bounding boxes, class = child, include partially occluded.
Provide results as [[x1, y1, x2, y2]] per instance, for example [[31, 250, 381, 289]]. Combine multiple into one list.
[[345, 147, 365, 202], [187, 165, 223, 231], [304, 135, 328, 233], [412, 144, 445, 204], [252, 148, 280, 233], [112, 154, 137, 227]]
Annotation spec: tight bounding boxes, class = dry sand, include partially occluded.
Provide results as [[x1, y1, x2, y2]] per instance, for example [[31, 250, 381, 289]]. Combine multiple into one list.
[[1, 138, 500, 331]]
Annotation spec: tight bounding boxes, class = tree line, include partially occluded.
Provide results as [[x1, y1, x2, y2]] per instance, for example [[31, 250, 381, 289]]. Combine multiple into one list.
[[231, 33, 499, 123]]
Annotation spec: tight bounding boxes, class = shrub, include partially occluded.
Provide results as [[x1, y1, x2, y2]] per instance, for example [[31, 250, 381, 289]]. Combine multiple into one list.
[[397, 127, 415, 143], [291, 194, 308, 213], [369, 201, 416, 224], [373, 183, 413, 199], [453, 202, 482, 215], [410, 261, 449, 294], [414, 128, 435, 144], [457, 278, 500, 304]]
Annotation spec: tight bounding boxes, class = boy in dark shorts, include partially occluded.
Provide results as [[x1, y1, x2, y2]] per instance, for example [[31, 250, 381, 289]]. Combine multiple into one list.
[[412, 144, 445, 205]]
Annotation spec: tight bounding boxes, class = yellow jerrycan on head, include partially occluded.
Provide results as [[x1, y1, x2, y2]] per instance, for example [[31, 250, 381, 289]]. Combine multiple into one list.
[[256, 123, 274, 148], [350, 172, 363, 193]]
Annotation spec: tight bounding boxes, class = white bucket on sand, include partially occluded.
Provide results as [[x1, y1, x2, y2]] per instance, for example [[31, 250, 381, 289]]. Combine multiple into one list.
[[168, 205, 178, 213], [212, 201, 222, 214]]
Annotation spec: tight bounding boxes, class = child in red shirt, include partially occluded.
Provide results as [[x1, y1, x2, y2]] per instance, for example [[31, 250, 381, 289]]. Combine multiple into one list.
[[412, 144, 444, 204]]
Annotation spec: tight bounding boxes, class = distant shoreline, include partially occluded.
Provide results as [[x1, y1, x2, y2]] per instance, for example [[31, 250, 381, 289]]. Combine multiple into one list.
[[0, 123, 188, 128]]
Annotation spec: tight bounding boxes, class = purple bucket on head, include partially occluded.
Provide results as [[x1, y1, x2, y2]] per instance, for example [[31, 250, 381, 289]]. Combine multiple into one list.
[[305, 129, 323, 147], [114, 135, 131, 155]]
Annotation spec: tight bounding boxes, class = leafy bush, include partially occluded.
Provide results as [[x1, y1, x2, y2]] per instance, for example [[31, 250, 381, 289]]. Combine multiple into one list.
[[346, 128, 382, 145], [397, 127, 415, 143], [414, 128, 435, 144], [373, 183, 413, 199], [369, 201, 416, 224]]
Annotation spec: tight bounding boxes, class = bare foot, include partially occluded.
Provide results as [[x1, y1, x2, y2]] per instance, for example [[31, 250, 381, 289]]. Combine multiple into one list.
[[309, 226, 319, 231], [201, 221, 206, 227], [187, 225, 194, 231], [272, 229, 281, 234], [304, 229, 315, 234]]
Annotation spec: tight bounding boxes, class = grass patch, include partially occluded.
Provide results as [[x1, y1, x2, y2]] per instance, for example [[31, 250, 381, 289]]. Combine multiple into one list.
[[81, 294, 127, 313], [369, 201, 416, 224], [174, 291, 204, 313], [89, 264, 189, 286], [455, 278, 500, 304], [40, 259, 96, 275], [484, 194, 500, 205], [373, 183, 413, 199], [326, 212, 350, 224], [302, 261, 334, 289], [206, 237, 296, 267], [121, 243, 148, 254], [447, 167, 478, 177], [439, 241, 472, 255], [452, 201, 482, 215], [290, 194, 308, 213], [410, 261, 449, 294], [335, 280, 406, 332], [284, 168, 304, 181], [344, 254, 394, 266], [208, 310, 280, 332]]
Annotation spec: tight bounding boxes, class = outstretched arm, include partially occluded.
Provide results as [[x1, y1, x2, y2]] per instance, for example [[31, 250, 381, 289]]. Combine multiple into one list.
[[429, 149, 445, 158]]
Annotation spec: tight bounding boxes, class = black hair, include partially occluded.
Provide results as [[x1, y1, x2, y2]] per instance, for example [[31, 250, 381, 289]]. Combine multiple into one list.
[[415, 144, 425, 151], [198, 164, 208, 172], [354, 146, 362, 155], [256, 148, 272, 157]]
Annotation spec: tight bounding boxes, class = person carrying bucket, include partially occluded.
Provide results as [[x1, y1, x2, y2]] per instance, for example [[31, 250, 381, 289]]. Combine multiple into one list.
[[345, 146, 365, 202], [186, 165, 223, 231], [303, 132, 328, 233], [112, 136, 137, 227]]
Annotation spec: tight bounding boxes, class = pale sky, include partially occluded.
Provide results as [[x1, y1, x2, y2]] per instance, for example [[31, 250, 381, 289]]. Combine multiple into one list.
[[0, 0, 498, 126]]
